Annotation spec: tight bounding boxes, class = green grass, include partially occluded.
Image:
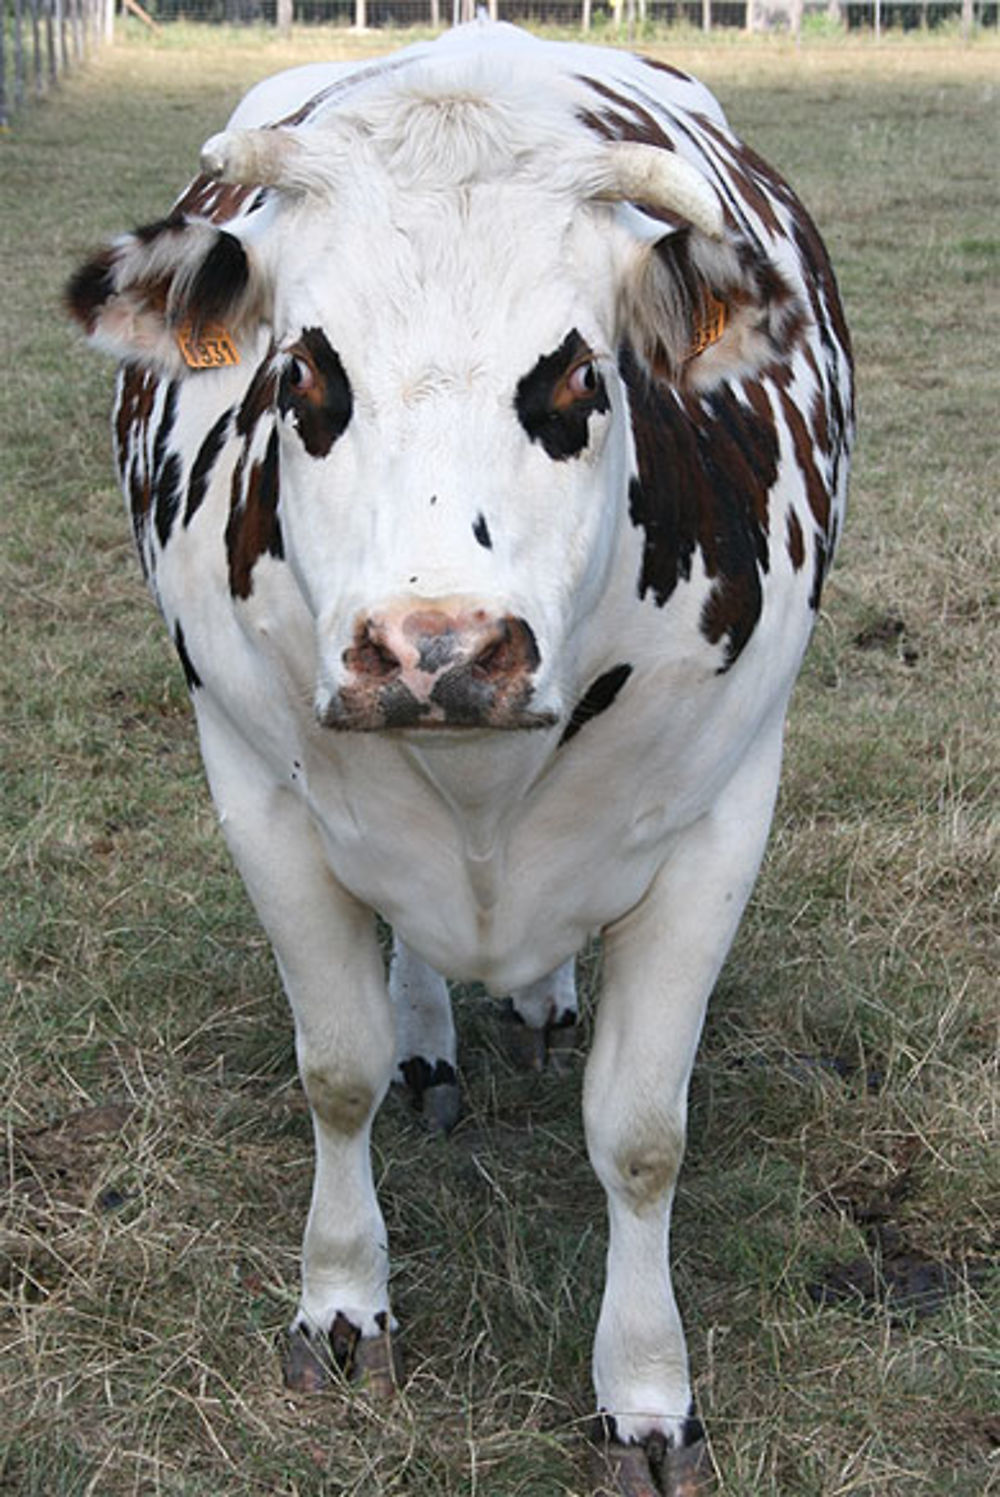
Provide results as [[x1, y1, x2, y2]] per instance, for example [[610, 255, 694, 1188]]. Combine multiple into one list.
[[2, 24, 999, 1496]]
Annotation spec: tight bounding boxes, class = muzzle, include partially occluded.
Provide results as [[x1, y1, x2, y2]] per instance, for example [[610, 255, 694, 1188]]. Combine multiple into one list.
[[320, 597, 558, 732]]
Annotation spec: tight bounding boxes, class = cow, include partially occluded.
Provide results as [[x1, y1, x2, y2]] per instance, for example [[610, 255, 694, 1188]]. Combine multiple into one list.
[[67, 22, 852, 1494]]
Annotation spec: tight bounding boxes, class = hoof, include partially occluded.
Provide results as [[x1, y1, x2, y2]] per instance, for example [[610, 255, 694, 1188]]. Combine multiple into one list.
[[353, 1323, 404, 1398], [503, 1002, 579, 1073], [283, 1314, 402, 1399], [399, 1057, 461, 1133], [284, 1325, 335, 1394], [421, 1080, 461, 1134], [590, 1433, 713, 1497]]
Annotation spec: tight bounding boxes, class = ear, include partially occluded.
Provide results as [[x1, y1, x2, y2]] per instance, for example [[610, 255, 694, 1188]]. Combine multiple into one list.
[[621, 227, 808, 392], [66, 213, 269, 376]]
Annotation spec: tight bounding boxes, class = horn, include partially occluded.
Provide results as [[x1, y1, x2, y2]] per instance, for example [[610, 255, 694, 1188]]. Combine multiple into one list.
[[593, 142, 724, 241], [200, 127, 303, 187]]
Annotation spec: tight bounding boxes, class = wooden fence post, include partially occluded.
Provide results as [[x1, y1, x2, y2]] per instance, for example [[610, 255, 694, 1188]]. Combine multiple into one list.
[[46, 0, 57, 86], [0, 10, 7, 129]]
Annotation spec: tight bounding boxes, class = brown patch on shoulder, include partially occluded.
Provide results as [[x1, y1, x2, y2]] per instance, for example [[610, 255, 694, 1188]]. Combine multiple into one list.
[[115, 365, 163, 574], [622, 344, 777, 670], [777, 385, 830, 536], [227, 360, 283, 599], [116, 365, 158, 481]]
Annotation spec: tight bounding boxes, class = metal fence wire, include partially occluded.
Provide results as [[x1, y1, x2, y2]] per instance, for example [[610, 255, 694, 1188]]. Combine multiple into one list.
[[1, 0, 993, 129]]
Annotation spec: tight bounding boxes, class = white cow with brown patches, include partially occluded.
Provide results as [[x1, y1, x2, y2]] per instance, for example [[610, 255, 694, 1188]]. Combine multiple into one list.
[[67, 23, 852, 1494]]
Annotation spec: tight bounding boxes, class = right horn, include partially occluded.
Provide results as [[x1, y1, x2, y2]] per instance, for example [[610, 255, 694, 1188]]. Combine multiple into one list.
[[592, 142, 724, 240], [200, 127, 304, 187]]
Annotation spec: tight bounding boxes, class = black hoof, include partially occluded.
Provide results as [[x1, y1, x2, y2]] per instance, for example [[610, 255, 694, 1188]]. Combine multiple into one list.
[[398, 1056, 460, 1133]]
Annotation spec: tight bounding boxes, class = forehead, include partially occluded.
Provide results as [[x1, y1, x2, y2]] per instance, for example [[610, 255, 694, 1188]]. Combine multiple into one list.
[[274, 183, 612, 386], [261, 71, 622, 381]]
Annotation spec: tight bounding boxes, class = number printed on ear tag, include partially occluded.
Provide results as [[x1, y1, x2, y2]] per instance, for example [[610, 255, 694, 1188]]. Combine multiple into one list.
[[175, 320, 240, 370]]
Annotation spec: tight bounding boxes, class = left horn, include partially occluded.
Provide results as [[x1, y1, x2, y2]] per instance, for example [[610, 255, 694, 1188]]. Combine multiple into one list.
[[200, 127, 303, 187], [593, 142, 724, 240]]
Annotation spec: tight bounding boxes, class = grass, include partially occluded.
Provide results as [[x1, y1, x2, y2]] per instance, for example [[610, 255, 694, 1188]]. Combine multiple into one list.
[[2, 22, 999, 1496]]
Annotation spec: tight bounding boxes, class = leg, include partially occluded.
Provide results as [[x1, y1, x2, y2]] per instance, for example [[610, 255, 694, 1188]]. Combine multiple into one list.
[[584, 721, 786, 1491], [195, 704, 397, 1390], [389, 936, 460, 1132], [505, 957, 579, 1071]]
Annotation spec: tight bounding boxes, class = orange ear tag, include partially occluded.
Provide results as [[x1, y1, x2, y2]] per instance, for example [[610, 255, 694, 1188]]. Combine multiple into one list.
[[175, 320, 240, 370], [687, 293, 728, 361]]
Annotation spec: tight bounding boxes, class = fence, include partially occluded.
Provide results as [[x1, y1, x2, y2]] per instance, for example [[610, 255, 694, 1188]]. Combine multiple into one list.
[[1, 0, 112, 126], [2, 0, 992, 128], [135, 0, 997, 30]]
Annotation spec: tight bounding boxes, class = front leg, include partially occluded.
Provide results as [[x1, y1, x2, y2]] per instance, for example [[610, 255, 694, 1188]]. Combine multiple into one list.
[[196, 704, 397, 1391], [389, 935, 460, 1132], [584, 720, 786, 1490]]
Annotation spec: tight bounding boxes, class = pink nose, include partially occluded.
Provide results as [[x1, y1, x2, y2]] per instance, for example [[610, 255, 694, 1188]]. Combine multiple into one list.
[[333, 601, 551, 731]]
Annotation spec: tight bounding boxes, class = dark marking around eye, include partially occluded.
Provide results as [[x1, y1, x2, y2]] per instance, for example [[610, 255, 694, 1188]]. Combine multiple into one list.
[[559, 663, 633, 746], [278, 326, 353, 458], [515, 329, 610, 462], [473, 513, 492, 550]]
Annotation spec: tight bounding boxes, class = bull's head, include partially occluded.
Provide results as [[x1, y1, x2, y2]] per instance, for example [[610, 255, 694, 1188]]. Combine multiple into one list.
[[68, 80, 804, 736]]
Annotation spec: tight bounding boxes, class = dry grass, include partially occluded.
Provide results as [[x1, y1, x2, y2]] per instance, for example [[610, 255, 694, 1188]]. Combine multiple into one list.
[[2, 23, 998, 1496]]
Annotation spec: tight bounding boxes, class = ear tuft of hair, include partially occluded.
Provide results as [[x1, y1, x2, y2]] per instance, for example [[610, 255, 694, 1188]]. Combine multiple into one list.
[[622, 228, 808, 391], [66, 217, 263, 376]]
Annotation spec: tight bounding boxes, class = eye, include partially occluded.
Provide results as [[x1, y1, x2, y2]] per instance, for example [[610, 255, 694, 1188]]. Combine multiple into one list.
[[285, 353, 316, 395], [565, 359, 599, 400], [515, 330, 609, 462]]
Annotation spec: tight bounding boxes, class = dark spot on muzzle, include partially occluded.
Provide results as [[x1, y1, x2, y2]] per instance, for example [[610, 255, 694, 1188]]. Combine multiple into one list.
[[378, 681, 432, 729], [417, 631, 460, 673]]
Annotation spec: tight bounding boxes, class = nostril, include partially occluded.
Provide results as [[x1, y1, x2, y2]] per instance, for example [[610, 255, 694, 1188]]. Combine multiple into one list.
[[344, 624, 401, 681], [471, 622, 513, 680], [470, 617, 540, 680]]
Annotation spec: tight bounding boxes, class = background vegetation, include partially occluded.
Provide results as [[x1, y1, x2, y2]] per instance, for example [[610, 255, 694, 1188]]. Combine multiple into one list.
[[2, 25, 997, 1495]]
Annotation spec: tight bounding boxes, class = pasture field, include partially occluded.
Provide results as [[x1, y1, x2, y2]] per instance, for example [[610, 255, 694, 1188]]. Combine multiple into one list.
[[2, 24, 998, 1496]]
